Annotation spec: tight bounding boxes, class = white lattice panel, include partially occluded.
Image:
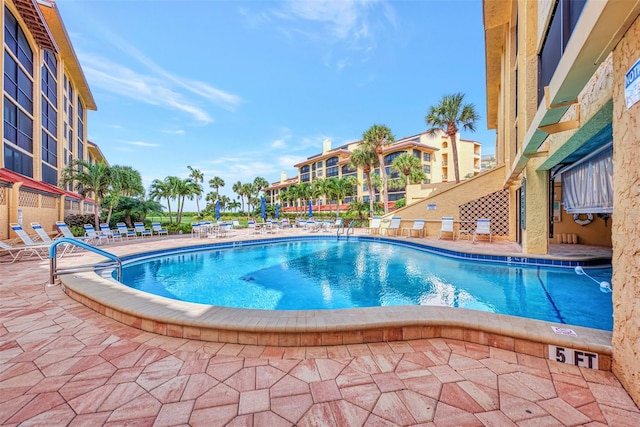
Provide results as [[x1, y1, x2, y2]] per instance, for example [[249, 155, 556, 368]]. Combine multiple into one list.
[[458, 189, 510, 236], [19, 191, 39, 208]]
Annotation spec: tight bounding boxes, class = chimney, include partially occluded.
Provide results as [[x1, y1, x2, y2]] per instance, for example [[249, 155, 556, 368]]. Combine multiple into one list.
[[280, 171, 287, 183], [322, 138, 332, 154]]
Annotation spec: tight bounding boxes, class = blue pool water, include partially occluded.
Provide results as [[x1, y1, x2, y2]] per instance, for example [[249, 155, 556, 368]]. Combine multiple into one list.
[[119, 239, 613, 331]]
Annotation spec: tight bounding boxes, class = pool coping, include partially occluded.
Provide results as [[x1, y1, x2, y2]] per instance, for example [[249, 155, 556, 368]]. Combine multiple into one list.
[[58, 234, 614, 370]]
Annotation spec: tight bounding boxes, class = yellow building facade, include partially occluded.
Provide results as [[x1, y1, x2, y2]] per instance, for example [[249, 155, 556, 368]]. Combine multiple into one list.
[[266, 131, 481, 210], [484, 0, 640, 405], [1, 0, 101, 240]]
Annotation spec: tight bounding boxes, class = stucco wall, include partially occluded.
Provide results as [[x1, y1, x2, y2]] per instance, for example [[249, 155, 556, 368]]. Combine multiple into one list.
[[0, 187, 8, 240], [611, 15, 640, 406], [384, 166, 506, 236]]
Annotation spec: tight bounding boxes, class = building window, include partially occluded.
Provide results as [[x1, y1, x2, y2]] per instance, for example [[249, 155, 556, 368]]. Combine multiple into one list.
[[326, 157, 339, 177], [4, 143, 33, 177], [538, 0, 586, 104], [4, 7, 33, 76], [423, 165, 431, 174], [384, 151, 402, 166], [423, 152, 431, 162], [41, 129, 57, 167]]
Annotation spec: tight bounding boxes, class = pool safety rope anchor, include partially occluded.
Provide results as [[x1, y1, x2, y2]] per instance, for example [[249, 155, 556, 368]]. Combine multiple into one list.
[[573, 213, 593, 226]]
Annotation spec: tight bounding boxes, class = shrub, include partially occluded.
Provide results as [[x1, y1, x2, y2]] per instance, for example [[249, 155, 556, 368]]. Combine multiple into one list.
[[64, 214, 95, 228]]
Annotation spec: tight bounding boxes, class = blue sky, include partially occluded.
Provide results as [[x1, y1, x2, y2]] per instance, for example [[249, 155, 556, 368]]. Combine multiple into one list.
[[56, 0, 495, 210]]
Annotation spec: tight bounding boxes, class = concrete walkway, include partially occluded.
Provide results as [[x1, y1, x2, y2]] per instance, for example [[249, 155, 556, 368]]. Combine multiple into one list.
[[1, 232, 637, 426]]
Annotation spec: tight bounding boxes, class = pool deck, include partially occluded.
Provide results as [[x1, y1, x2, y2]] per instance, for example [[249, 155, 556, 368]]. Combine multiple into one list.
[[2, 228, 639, 425]]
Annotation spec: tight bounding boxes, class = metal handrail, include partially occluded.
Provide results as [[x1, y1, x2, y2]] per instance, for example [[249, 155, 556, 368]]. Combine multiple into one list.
[[336, 221, 344, 240], [346, 220, 355, 240], [49, 238, 122, 285]]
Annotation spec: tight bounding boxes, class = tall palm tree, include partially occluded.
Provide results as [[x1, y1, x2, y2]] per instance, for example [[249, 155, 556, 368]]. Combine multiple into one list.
[[242, 183, 255, 217], [350, 146, 379, 217], [60, 159, 111, 229], [361, 124, 395, 214], [104, 165, 144, 225], [149, 177, 175, 223], [187, 166, 204, 216], [311, 178, 327, 214], [232, 181, 244, 213], [173, 177, 196, 224], [253, 177, 269, 195], [329, 176, 357, 218], [209, 176, 225, 198], [425, 92, 479, 183], [391, 152, 425, 186], [228, 199, 241, 212]]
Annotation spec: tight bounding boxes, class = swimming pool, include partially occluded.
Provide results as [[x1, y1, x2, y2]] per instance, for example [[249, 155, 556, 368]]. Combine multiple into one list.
[[120, 239, 613, 331]]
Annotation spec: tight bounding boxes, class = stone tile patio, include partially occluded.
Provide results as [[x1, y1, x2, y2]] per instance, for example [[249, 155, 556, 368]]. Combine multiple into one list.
[[1, 231, 637, 426]]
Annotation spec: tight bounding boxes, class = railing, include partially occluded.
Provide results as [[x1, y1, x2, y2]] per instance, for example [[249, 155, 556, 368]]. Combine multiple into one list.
[[346, 220, 355, 240], [49, 237, 122, 286], [336, 221, 344, 240]]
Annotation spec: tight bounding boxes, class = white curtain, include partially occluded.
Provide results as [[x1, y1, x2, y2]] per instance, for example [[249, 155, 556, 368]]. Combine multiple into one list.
[[562, 146, 613, 214]]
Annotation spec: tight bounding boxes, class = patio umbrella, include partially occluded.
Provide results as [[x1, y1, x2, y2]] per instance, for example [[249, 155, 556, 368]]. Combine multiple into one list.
[[308, 200, 313, 218], [215, 200, 220, 221], [261, 197, 266, 220], [275, 203, 279, 220]]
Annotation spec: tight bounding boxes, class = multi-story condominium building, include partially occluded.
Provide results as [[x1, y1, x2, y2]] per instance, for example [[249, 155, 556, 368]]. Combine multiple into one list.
[[0, 0, 101, 240], [266, 131, 481, 210], [483, 0, 640, 406]]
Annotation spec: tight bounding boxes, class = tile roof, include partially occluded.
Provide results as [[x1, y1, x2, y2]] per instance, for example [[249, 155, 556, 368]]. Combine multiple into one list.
[[0, 168, 82, 200]]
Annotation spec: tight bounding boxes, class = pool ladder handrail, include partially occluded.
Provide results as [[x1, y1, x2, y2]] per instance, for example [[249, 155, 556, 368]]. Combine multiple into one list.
[[49, 237, 122, 285], [346, 220, 355, 239]]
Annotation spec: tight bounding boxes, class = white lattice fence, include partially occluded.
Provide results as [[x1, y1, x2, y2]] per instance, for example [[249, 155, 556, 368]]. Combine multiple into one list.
[[19, 191, 39, 208], [458, 189, 510, 236], [42, 195, 57, 209]]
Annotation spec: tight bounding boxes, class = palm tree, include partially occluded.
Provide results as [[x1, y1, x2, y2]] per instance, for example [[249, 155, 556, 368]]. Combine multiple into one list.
[[242, 183, 255, 217], [187, 166, 204, 216], [361, 124, 395, 214], [391, 152, 425, 186], [228, 199, 241, 212], [103, 165, 144, 225], [311, 178, 327, 214], [329, 176, 357, 218], [60, 159, 111, 229], [173, 177, 196, 224], [149, 177, 175, 223], [253, 177, 269, 195], [350, 146, 379, 217], [232, 181, 244, 213], [425, 92, 479, 183], [209, 176, 225, 198]]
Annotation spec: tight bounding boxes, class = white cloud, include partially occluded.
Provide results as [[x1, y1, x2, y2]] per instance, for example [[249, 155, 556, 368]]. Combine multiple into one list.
[[76, 21, 243, 123], [267, 0, 397, 68], [162, 129, 185, 135], [271, 139, 286, 148], [127, 141, 159, 147]]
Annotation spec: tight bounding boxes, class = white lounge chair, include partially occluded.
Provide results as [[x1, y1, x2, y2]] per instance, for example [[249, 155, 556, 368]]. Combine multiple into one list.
[[116, 222, 137, 240], [403, 219, 426, 238], [83, 224, 109, 245], [473, 218, 492, 243], [438, 217, 455, 240], [152, 222, 168, 236], [100, 223, 122, 242], [0, 241, 47, 263], [368, 216, 381, 235], [134, 222, 152, 238], [8, 224, 51, 259], [32, 222, 75, 255], [384, 216, 402, 237], [56, 221, 95, 245]]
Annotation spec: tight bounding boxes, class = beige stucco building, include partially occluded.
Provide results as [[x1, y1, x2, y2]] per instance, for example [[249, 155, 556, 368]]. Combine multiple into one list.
[[1, 0, 104, 240], [266, 131, 481, 211]]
